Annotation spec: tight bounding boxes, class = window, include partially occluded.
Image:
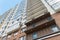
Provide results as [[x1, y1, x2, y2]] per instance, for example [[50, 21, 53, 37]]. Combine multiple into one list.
[[21, 28, 26, 32], [51, 25, 59, 32], [1, 22, 2, 24], [13, 13, 21, 20], [32, 23, 36, 27], [17, 19, 19, 21], [47, 17, 52, 21], [8, 16, 12, 21], [7, 22, 9, 24], [45, 0, 60, 10], [12, 21, 14, 24], [32, 32, 37, 39], [19, 36, 26, 40], [21, 25, 26, 28]]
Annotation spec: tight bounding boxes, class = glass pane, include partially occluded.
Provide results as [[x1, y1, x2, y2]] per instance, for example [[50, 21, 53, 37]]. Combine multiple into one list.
[[45, 0, 60, 10], [32, 32, 37, 39], [51, 25, 59, 32], [52, 2, 60, 10]]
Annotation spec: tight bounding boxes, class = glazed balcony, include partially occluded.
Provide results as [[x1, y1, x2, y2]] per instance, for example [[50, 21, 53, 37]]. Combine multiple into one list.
[[5, 22, 20, 34]]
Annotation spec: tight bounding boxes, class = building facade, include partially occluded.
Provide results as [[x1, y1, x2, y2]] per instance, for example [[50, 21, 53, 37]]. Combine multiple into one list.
[[0, 0, 60, 40]]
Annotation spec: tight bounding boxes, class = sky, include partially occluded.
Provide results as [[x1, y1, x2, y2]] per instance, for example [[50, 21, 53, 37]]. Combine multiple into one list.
[[0, 0, 22, 15]]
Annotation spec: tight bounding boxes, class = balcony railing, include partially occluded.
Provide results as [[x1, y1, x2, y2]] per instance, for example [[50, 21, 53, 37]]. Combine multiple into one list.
[[25, 19, 56, 34]]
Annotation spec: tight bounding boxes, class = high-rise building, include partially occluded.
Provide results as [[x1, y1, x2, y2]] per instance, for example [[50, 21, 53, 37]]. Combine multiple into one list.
[[0, 0, 60, 40], [0, 0, 27, 40], [0, 8, 13, 40]]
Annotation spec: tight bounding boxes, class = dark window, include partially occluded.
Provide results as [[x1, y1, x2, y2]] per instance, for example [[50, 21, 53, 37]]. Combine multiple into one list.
[[17, 19, 19, 21], [12, 21, 14, 24], [47, 17, 52, 21], [32, 23, 36, 27]]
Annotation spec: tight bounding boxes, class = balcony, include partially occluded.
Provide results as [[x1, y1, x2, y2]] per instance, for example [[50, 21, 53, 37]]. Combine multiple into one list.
[[5, 23, 20, 34], [25, 18, 56, 34], [25, 12, 51, 26]]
